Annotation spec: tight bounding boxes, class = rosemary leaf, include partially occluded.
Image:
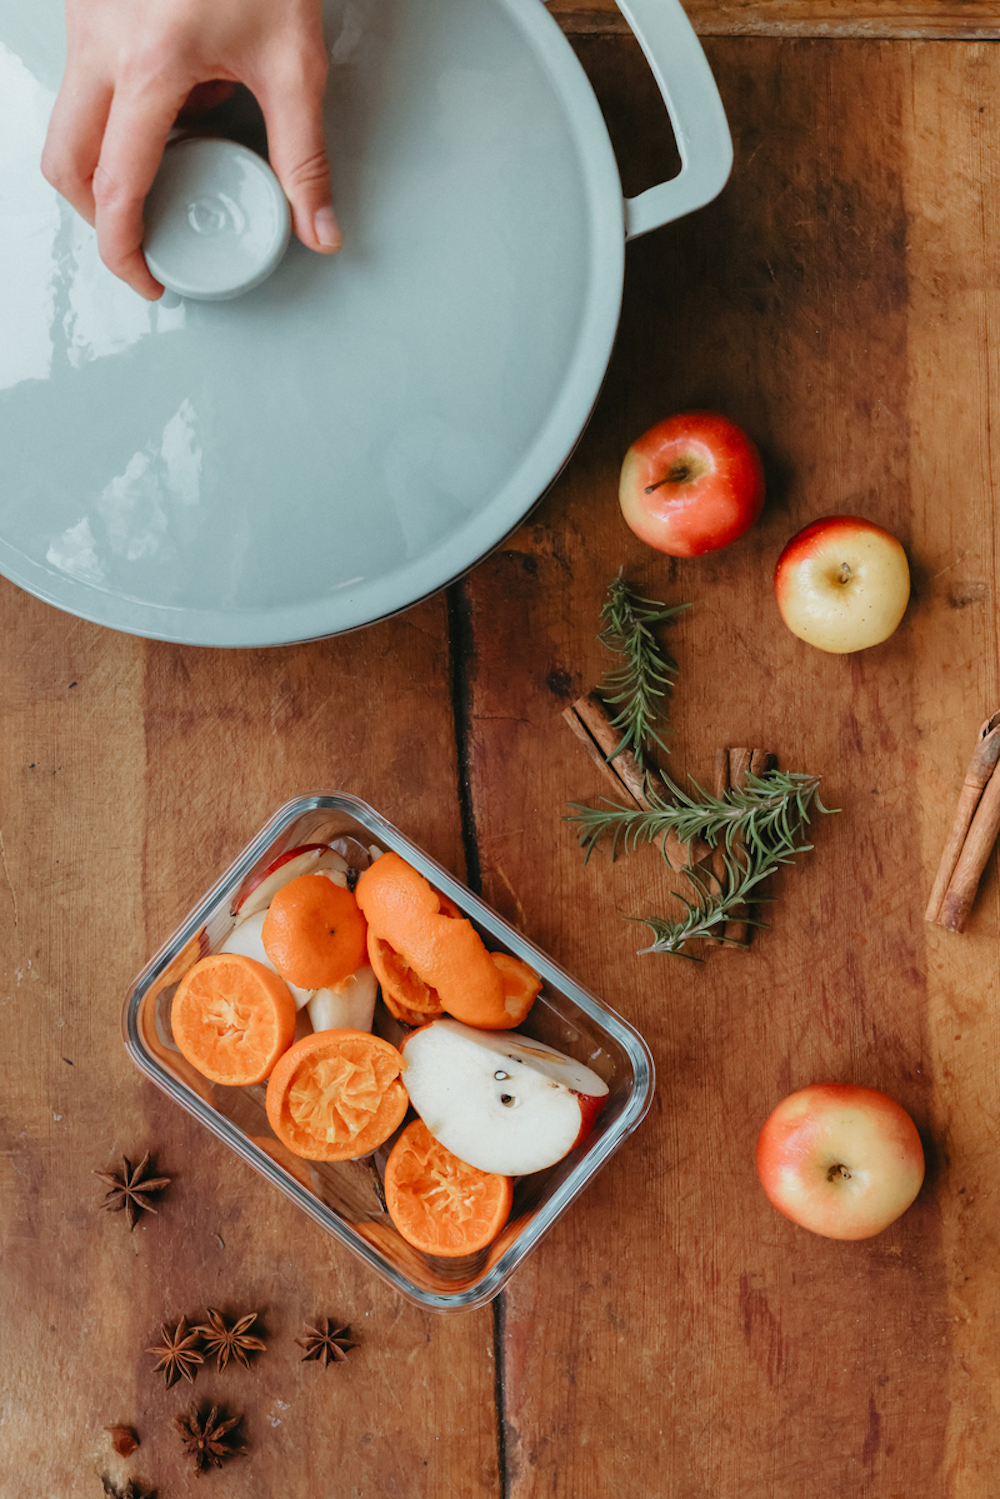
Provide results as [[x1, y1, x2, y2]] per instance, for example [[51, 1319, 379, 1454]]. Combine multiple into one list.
[[597, 576, 690, 767]]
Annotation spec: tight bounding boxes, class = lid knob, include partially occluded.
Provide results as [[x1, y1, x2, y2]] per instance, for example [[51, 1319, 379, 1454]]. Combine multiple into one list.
[[143, 137, 292, 301]]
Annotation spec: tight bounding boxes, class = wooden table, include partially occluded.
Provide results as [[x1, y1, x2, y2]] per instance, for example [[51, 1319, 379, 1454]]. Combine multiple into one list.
[[4, 4, 1000, 1494]]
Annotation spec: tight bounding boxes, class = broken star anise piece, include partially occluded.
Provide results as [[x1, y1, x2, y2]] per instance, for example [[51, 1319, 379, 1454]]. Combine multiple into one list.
[[296, 1317, 358, 1367], [104, 1424, 139, 1458], [173, 1404, 245, 1473], [146, 1317, 205, 1388], [94, 1152, 171, 1230], [194, 1308, 266, 1372]]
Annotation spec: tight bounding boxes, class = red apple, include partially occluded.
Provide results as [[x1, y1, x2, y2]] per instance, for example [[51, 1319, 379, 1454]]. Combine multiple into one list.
[[399, 1018, 609, 1176], [774, 515, 910, 653], [755, 1083, 925, 1240], [618, 410, 765, 557]]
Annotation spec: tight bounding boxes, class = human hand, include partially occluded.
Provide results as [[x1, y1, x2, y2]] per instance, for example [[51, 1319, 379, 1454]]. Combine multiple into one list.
[[42, 0, 341, 299]]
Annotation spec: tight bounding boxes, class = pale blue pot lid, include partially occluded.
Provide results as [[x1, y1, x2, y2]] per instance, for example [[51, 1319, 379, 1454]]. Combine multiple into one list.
[[0, 0, 728, 646]]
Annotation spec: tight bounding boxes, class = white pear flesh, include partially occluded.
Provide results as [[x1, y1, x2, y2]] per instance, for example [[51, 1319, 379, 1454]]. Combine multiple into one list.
[[218, 908, 313, 1010], [308, 965, 378, 1034], [400, 1018, 609, 1176], [237, 847, 348, 920]]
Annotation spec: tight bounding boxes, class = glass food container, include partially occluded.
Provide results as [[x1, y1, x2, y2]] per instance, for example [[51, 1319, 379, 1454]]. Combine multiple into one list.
[[123, 793, 655, 1311]]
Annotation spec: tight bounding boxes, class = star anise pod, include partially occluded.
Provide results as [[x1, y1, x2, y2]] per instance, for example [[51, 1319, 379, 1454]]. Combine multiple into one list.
[[296, 1317, 358, 1367], [173, 1404, 245, 1473], [101, 1479, 156, 1499], [146, 1317, 204, 1388], [194, 1308, 266, 1372], [94, 1152, 171, 1230]]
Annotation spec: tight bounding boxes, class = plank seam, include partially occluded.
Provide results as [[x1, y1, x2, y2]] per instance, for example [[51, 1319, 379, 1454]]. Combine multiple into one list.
[[446, 581, 483, 896], [445, 583, 508, 1496], [494, 1292, 510, 1497]]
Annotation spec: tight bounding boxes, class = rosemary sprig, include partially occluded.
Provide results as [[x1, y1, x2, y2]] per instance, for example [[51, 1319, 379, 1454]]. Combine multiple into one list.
[[565, 769, 836, 959], [566, 769, 829, 863], [597, 576, 690, 767], [631, 856, 775, 959]]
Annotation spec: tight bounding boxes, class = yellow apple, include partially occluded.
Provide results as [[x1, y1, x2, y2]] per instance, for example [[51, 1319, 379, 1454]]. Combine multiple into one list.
[[773, 515, 910, 653]]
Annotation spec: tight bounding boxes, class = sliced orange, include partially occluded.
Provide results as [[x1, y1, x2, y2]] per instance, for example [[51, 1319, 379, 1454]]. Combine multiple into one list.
[[170, 953, 297, 1086], [265, 1029, 408, 1161], [262, 874, 368, 990], [385, 1119, 513, 1257], [356, 852, 540, 1030]]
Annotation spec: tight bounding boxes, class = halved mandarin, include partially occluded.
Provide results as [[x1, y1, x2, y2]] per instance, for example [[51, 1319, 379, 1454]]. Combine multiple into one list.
[[262, 873, 368, 990], [265, 1029, 408, 1161], [170, 953, 297, 1086], [384, 1118, 513, 1258]]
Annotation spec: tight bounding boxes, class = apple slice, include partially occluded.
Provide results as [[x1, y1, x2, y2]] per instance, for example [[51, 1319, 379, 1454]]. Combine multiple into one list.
[[234, 844, 349, 920], [399, 1018, 609, 1176], [307, 965, 378, 1034], [218, 909, 313, 1009]]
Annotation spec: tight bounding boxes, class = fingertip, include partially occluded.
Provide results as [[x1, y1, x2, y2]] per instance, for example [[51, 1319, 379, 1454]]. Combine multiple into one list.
[[116, 253, 165, 301], [290, 200, 343, 254], [313, 204, 343, 253]]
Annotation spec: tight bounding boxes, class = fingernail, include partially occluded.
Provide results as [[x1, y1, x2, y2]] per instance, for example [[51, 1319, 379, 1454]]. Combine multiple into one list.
[[314, 205, 343, 251]]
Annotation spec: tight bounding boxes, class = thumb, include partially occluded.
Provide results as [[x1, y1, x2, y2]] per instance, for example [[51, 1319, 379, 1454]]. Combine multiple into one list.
[[261, 72, 341, 254]]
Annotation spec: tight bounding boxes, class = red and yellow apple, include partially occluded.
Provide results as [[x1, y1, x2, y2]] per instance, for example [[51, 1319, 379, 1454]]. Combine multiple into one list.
[[755, 1083, 925, 1240], [618, 410, 765, 557], [773, 515, 910, 653]]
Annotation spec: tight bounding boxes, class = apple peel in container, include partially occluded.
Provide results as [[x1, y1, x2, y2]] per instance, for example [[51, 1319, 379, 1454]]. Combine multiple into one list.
[[123, 793, 655, 1312]]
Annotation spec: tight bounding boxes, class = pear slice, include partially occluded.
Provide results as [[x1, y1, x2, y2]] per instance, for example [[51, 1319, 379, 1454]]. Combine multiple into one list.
[[399, 1018, 608, 1176], [308, 965, 378, 1034]]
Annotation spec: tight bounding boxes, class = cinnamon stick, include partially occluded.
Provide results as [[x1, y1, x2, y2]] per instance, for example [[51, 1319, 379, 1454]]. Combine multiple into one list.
[[564, 690, 647, 804], [721, 748, 774, 945], [934, 715, 1000, 931], [925, 710, 1000, 926], [563, 691, 709, 872]]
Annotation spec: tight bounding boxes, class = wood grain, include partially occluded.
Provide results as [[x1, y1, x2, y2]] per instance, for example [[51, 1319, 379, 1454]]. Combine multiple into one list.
[[4, 19, 1000, 1499], [552, 0, 1000, 38]]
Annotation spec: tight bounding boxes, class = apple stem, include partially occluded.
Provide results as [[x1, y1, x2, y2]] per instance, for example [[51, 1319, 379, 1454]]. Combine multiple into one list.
[[839, 562, 852, 585], [645, 462, 692, 494], [827, 1163, 852, 1182]]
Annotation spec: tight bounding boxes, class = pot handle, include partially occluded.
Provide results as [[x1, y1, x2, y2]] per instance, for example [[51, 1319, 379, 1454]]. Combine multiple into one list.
[[614, 0, 733, 240]]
